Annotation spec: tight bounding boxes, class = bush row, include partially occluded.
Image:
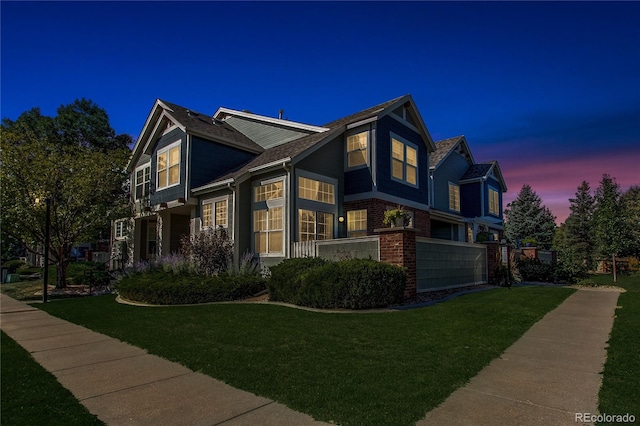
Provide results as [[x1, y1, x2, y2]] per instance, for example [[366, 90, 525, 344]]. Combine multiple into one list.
[[117, 271, 266, 305], [268, 258, 406, 309], [516, 258, 588, 284]]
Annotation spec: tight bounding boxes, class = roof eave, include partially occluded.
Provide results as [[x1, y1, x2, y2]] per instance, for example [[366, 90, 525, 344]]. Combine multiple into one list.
[[214, 107, 329, 133]]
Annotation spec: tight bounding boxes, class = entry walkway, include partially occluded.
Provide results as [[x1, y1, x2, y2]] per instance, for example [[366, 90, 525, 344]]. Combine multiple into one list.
[[419, 288, 621, 425], [0, 293, 326, 425]]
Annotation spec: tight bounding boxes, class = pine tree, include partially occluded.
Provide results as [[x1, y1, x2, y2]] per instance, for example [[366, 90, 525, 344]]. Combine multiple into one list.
[[504, 184, 556, 248], [620, 186, 640, 258], [593, 174, 634, 282], [564, 181, 595, 269]]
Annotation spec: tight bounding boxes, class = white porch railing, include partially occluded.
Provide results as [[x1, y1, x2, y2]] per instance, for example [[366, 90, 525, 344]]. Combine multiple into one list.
[[291, 240, 317, 258]]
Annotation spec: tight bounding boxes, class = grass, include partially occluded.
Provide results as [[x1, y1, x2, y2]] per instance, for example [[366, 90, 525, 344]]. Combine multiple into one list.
[[0, 331, 104, 426], [1, 280, 45, 301], [594, 273, 640, 425], [37, 286, 574, 425]]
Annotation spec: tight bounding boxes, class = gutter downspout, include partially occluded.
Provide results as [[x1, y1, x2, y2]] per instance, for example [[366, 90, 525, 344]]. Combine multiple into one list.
[[228, 181, 239, 268]]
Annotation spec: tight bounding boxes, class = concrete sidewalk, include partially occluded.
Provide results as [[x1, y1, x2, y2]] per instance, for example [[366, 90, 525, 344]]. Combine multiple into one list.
[[419, 287, 621, 426], [0, 293, 326, 425]]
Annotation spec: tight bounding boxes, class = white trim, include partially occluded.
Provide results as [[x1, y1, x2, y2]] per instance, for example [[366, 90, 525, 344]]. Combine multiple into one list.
[[249, 158, 292, 173], [214, 107, 329, 133], [252, 176, 287, 256], [345, 129, 370, 170], [192, 178, 235, 194], [133, 163, 151, 201], [346, 116, 377, 129], [156, 140, 182, 191]]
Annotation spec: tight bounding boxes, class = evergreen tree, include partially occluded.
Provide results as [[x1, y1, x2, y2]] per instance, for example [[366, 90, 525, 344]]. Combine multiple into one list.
[[564, 181, 596, 269], [504, 184, 556, 248], [620, 185, 640, 258], [593, 175, 634, 282]]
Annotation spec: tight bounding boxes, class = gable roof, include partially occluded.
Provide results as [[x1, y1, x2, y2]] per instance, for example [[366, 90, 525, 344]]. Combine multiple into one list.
[[214, 107, 328, 133], [192, 127, 344, 193], [430, 135, 475, 169], [127, 99, 262, 172], [460, 160, 508, 192]]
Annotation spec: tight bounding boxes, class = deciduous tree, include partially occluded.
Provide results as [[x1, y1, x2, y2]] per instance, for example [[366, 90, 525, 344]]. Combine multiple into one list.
[[1, 100, 130, 288]]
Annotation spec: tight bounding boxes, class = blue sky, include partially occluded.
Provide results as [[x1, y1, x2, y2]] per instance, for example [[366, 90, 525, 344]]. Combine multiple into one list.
[[2, 1, 639, 223]]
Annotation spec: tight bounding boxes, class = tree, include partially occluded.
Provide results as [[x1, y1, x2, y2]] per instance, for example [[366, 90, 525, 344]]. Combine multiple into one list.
[[1, 100, 131, 288], [620, 186, 640, 258], [504, 184, 556, 248], [593, 174, 634, 282], [564, 181, 596, 269]]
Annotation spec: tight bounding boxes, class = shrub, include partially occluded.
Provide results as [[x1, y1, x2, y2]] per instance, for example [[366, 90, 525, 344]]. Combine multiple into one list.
[[575, 278, 599, 287], [180, 227, 233, 276], [268, 258, 406, 309], [117, 271, 266, 305], [3, 259, 26, 273], [516, 257, 588, 284]]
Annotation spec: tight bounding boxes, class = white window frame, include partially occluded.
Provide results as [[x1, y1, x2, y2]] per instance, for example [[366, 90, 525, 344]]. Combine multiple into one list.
[[448, 182, 460, 212], [253, 177, 286, 256], [347, 209, 368, 237], [156, 140, 181, 190], [202, 196, 229, 229], [114, 220, 127, 240], [346, 130, 369, 169], [298, 176, 335, 205], [489, 187, 500, 216], [390, 134, 419, 188], [134, 164, 151, 200]]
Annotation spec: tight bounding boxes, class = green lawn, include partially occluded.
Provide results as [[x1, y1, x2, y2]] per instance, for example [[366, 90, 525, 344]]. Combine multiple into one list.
[[594, 273, 640, 425], [37, 286, 574, 426], [0, 331, 104, 426]]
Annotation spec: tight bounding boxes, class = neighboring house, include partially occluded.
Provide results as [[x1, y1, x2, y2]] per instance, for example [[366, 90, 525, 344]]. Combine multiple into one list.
[[429, 136, 507, 242], [111, 94, 506, 272]]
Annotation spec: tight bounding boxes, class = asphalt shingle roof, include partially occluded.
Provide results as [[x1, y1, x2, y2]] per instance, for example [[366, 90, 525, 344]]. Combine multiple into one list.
[[160, 100, 264, 153], [430, 136, 464, 168], [322, 95, 407, 129], [461, 162, 494, 180]]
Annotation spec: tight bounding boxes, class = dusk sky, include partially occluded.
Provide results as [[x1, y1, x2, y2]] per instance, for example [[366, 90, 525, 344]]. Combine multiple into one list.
[[2, 1, 638, 224]]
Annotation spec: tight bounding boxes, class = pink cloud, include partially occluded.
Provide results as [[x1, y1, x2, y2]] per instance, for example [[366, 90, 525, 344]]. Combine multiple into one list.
[[501, 150, 640, 224]]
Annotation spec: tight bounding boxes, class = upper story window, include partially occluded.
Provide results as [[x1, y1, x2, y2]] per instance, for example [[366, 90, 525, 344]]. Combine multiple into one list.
[[391, 136, 418, 186], [449, 183, 460, 212], [202, 198, 228, 229], [299, 176, 335, 204], [346, 131, 368, 168], [135, 165, 151, 200], [255, 181, 283, 202], [347, 209, 367, 237], [157, 141, 180, 190], [489, 188, 500, 216]]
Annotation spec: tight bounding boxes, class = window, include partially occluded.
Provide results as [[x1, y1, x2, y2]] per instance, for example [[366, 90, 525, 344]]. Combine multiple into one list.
[[391, 137, 418, 186], [254, 207, 283, 254], [298, 177, 335, 204], [202, 198, 228, 229], [346, 132, 368, 168], [254, 179, 285, 254], [347, 209, 367, 237], [449, 183, 460, 212], [489, 188, 500, 215], [254, 181, 283, 202], [299, 210, 333, 241], [157, 142, 180, 189], [135, 165, 151, 200], [115, 221, 127, 239]]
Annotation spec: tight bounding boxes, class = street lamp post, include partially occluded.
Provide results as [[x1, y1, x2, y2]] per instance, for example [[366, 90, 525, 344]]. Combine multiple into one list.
[[43, 198, 50, 303]]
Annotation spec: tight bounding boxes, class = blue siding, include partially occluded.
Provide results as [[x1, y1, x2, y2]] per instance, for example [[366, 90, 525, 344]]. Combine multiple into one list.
[[345, 168, 373, 194], [151, 128, 186, 204], [375, 115, 429, 204], [461, 182, 481, 218], [432, 152, 472, 212], [190, 136, 256, 191]]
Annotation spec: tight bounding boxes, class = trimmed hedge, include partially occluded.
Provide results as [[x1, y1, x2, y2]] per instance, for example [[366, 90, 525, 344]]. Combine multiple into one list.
[[268, 258, 406, 309], [117, 271, 266, 305]]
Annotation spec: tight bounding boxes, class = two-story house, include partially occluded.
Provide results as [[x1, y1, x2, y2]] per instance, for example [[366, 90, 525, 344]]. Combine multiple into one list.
[[112, 94, 506, 271], [429, 135, 507, 243]]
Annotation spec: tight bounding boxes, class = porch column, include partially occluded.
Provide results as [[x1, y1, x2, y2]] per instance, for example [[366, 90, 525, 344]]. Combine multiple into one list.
[[375, 227, 418, 299]]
